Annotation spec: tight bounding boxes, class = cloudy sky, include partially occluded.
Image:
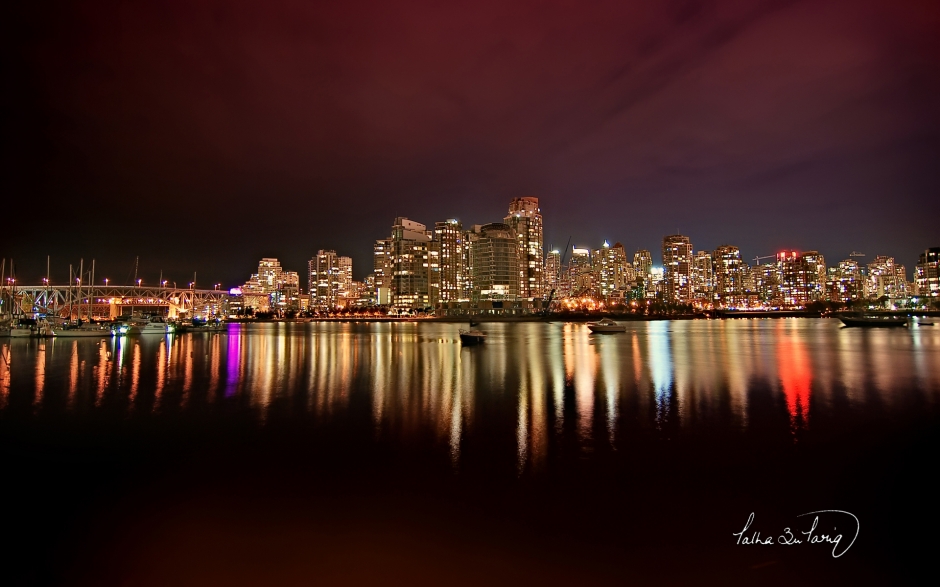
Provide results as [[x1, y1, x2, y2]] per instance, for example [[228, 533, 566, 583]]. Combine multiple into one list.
[[5, 0, 938, 285]]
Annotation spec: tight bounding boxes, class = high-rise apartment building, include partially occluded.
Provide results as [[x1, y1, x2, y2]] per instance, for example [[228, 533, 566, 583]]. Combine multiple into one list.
[[388, 217, 433, 308], [867, 256, 908, 299], [662, 235, 693, 304], [240, 258, 300, 313], [633, 249, 652, 293], [829, 259, 864, 303], [433, 219, 466, 302], [777, 251, 825, 307], [713, 245, 747, 308], [309, 250, 352, 310], [692, 250, 714, 306], [544, 249, 562, 299], [568, 247, 592, 296], [595, 241, 630, 297], [504, 197, 544, 300], [470, 223, 518, 300], [914, 247, 940, 299]]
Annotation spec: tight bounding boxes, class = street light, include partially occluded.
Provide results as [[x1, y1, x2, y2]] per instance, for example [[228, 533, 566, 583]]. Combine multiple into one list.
[[104, 278, 109, 287], [137, 279, 142, 288], [162, 280, 167, 288]]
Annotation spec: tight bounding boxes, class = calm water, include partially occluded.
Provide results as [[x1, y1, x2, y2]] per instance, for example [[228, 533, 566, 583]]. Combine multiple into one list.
[[2, 319, 939, 585]]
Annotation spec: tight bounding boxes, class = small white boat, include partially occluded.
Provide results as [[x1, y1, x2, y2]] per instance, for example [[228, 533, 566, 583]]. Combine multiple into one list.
[[459, 328, 487, 344], [587, 318, 626, 333], [123, 315, 175, 335], [53, 321, 113, 338]]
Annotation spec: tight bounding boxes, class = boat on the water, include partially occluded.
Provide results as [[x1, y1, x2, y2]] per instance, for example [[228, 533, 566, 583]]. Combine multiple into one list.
[[53, 321, 113, 338], [122, 315, 175, 335], [838, 315, 908, 328], [587, 318, 626, 333], [459, 328, 487, 344]]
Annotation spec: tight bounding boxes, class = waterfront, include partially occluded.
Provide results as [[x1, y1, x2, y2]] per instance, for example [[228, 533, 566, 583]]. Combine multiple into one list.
[[2, 319, 939, 585]]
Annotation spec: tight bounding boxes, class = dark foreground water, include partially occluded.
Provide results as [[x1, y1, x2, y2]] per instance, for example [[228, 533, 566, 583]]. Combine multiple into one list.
[[2, 319, 939, 586]]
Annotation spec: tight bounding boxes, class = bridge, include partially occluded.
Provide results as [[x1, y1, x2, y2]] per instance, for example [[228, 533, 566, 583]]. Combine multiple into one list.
[[1, 284, 230, 320]]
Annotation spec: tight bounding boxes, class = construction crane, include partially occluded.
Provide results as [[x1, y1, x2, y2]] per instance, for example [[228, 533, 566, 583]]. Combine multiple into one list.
[[753, 254, 777, 266]]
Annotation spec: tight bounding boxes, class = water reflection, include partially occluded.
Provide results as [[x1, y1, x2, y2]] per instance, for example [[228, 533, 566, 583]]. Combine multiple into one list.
[[2, 320, 939, 463]]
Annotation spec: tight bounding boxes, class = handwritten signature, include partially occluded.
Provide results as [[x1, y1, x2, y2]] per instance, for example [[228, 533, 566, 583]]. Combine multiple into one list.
[[733, 510, 859, 558]]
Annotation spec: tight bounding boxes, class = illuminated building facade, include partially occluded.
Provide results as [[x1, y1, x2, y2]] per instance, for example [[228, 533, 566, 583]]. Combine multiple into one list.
[[595, 241, 630, 298], [471, 223, 518, 300], [692, 250, 714, 307], [544, 249, 562, 299], [662, 235, 693, 304], [434, 219, 466, 302], [713, 245, 747, 308], [504, 197, 544, 300], [829, 259, 864, 303], [240, 258, 300, 313], [867, 256, 908, 299], [384, 217, 433, 309], [567, 247, 592, 296], [309, 250, 352, 310], [777, 251, 825, 307], [914, 247, 940, 299]]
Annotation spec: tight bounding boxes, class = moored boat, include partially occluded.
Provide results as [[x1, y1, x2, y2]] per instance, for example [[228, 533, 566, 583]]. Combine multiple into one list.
[[123, 315, 175, 335], [838, 315, 908, 328], [459, 328, 487, 344], [587, 318, 626, 333], [53, 321, 113, 338]]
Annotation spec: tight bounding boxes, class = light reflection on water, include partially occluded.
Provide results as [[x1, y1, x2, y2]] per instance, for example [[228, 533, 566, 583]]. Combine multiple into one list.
[[1, 319, 939, 465]]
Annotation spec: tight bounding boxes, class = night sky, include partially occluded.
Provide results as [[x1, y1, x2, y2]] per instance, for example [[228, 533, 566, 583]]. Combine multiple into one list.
[[5, 0, 939, 287]]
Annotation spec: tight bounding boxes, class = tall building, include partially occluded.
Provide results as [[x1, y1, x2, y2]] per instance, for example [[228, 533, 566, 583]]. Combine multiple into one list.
[[373, 239, 393, 305], [830, 259, 864, 303], [544, 248, 562, 299], [776, 251, 825, 307], [504, 197, 543, 300], [433, 219, 466, 302], [309, 250, 352, 310], [567, 247, 592, 296], [595, 241, 630, 298], [240, 258, 299, 313], [633, 249, 652, 293], [662, 235, 693, 304], [692, 250, 714, 306], [713, 245, 747, 308], [914, 247, 940, 299], [471, 223, 518, 300], [388, 217, 433, 309], [867, 255, 907, 299]]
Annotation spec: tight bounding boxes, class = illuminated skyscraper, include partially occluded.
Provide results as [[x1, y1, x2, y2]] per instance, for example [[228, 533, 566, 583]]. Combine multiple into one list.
[[713, 245, 747, 308], [385, 217, 433, 309], [372, 239, 393, 305], [309, 250, 352, 310], [633, 249, 652, 293], [867, 255, 908, 300], [433, 219, 466, 302], [692, 250, 714, 306], [776, 250, 825, 307], [544, 248, 562, 298], [595, 241, 630, 297], [830, 259, 864, 303], [504, 197, 543, 300], [471, 223, 518, 300], [914, 247, 940, 298], [662, 235, 693, 304], [567, 247, 592, 295]]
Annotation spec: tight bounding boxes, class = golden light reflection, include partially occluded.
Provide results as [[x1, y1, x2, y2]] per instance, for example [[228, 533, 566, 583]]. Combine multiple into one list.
[[0, 343, 10, 410], [0, 320, 937, 468]]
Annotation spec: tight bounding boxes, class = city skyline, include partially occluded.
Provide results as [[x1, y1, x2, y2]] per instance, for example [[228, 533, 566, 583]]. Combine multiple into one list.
[[5, 1, 938, 285]]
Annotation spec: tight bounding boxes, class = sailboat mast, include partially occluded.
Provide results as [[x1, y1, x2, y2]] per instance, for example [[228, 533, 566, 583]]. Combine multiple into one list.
[[90, 260, 95, 321], [78, 259, 84, 322], [69, 264, 73, 321]]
